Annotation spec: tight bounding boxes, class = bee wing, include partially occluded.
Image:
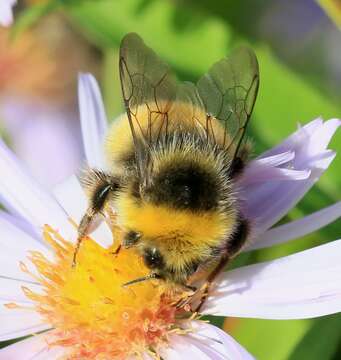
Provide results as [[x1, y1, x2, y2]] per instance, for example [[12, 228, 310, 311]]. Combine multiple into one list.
[[173, 81, 206, 125], [197, 47, 259, 158], [119, 33, 177, 175]]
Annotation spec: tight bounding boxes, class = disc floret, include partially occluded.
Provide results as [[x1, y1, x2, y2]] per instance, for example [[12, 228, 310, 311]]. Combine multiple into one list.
[[15, 225, 191, 359]]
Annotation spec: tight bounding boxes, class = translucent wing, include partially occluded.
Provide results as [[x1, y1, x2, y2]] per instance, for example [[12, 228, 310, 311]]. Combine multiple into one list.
[[119, 33, 177, 176], [172, 81, 206, 126], [197, 47, 259, 159]]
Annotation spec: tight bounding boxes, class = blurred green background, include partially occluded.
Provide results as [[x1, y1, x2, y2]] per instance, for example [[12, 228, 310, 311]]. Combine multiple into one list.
[[1, 0, 341, 358]]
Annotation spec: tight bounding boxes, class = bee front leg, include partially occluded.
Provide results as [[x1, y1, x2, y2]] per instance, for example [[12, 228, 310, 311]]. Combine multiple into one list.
[[72, 169, 122, 267], [72, 208, 97, 267]]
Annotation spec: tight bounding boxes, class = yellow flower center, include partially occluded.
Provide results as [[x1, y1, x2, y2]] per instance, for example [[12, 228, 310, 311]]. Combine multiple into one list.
[[15, 224, 193, 359]]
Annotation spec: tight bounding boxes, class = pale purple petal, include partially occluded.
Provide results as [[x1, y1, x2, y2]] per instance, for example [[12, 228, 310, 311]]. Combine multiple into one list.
[[160, 334, 217, 360], [186, 321, 254, 360], [238, 150, 310, 185], [241, 165, 310, 183], [161, 321, 254, 360], [0, 0, 16, 27], [256, 150, 295, 166], [0, 333, 65, 359], [78, 73, 108, 169], [0, 210, 51, 343], [1, 98, 83, 187], [27, 347, 66, 360], [53, 176, 113, 248], [203, 240, 341, 319], [0, 210, 39, 241], [0, 277, 42, 303], [0, 308, 48, 341], [240, 150, 335, 235], [259, 118, 321, 157], [238, 119, 340, 235], [0, 139, 76, 241], [0, 220, 44, 299], [0, 210, 48, 252], [53, 176, 87, 222], [248, 201, 341, 250], [0, 300, 48, 341]]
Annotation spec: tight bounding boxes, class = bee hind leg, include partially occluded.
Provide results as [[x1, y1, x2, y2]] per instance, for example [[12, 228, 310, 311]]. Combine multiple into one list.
[[194, 218, 249, 312], [72, 169, 122, 267], [193, 254, 230, 313]]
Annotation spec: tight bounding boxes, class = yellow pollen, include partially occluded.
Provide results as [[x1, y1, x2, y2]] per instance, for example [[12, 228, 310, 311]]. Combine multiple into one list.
[[16, 224, 191, 359]]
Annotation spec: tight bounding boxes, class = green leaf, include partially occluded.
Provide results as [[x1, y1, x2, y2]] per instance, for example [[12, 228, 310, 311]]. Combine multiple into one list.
[[231, 318, 312, 360], [66, 0, 230, 74], [288, 314, 341, 360]]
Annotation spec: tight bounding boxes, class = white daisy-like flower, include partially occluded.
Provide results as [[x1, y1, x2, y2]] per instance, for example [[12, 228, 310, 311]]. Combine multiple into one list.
[[0, 73, 341, 359], [1, 99, 83, 186], [0, 0, 16, 27]]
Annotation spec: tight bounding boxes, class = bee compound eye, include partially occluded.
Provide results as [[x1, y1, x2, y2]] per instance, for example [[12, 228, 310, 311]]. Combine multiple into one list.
[[143, 247, 165, 270], [123, 230, 142, 247]]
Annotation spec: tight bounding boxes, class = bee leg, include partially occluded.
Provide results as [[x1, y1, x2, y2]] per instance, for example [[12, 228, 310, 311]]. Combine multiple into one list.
[[72, 210, 95, 267], [183, 284, 197, 292], [173, 281, 197, 309], [194, 254, 230, 313], [229, 157, 245, 177], [195, 218, 249, 312], [230, 141, 252, 177], [111, 244, 122, 256], [72, 169, 122, 267]]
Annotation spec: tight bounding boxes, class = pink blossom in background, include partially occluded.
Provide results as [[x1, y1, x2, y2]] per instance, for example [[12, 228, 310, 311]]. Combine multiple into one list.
[[0, 0, 16, 27], [0, 14, 100, 187]]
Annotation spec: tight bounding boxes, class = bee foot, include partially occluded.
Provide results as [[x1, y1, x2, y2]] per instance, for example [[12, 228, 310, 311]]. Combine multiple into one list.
[[193, 282, 211, 313], [111, 244, 122, 255]]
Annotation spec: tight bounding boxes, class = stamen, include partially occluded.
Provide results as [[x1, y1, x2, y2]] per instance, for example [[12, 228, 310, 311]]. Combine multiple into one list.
[[11, 224, 195, 358]]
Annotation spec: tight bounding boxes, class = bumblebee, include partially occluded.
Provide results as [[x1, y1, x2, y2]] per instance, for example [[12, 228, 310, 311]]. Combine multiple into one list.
[[74, 33, 259, 298]]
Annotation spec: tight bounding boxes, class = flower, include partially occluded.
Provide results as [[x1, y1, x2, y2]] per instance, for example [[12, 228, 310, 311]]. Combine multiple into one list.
[[0, 73, 341, 359], [1, 99, 83, 186], [1, 99, 84, 186], [0, 0, 16, 27]]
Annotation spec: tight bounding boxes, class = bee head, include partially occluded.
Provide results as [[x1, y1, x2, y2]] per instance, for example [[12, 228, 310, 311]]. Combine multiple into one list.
[[142, 247, 165, 270], [122, 231, 164, 270]]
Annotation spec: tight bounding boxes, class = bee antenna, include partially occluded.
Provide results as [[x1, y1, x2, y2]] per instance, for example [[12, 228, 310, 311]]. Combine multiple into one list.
[[122, 273, 161, 287]]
